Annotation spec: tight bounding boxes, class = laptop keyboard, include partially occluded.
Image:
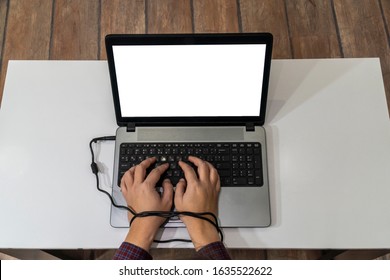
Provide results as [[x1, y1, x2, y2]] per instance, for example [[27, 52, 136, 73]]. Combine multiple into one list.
[[118, 142, 263, 187]]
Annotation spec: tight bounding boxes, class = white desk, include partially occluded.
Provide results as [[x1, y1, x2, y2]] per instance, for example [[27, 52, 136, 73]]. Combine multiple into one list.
[[1, 59, 389, 249]]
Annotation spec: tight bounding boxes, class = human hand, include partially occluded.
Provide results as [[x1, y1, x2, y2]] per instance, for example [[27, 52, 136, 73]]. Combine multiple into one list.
[[120, 157, 173, 251], [175, 156, 221, 250]]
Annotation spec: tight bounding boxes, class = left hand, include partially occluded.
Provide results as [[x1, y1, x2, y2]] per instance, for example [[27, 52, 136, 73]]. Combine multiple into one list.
[[120, 157, 173, 251]]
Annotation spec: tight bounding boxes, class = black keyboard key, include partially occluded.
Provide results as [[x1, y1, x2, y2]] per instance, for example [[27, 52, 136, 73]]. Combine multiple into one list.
[[233, 177, 247, 185], [215, 162, 230, 169], [170, 177, 181, 185]]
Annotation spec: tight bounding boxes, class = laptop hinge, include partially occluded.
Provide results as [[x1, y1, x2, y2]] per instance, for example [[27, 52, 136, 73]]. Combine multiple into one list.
[[246, 123, 255, 132], [127, 123, 136, 132]]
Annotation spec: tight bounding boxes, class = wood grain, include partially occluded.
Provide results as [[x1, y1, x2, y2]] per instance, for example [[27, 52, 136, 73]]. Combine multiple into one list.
[[335, 249, 390, 260], [266, 249, 322, 260], [285, 0, 341, 58], [0, 0, 8, 64], [333, 0, 390, 113], [99, 0, 145, 59], [147, 0, 193, 34], [228, 249, 266, 260], [50, 0, 99, 59], [240, 0, 292, 59], [150, 248, 266, 260], [0, 0, 53, 104], [94, 247, 266, 260], [380, 0, 390, 40], [193, 0, 239, 33]]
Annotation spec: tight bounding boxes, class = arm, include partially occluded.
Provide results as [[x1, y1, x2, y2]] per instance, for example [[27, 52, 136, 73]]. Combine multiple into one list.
[[113, 157, 173, 259], [175, 156, 231, 259]]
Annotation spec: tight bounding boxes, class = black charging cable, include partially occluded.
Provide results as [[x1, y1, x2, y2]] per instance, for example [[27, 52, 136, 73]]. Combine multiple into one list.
[[89, 136, 224, 243]]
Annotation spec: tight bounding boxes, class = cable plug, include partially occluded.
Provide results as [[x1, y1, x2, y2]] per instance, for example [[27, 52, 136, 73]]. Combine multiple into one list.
[[91, 162, 99, 174]]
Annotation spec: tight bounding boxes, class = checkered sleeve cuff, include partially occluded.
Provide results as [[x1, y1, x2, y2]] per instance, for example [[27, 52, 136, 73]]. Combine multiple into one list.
[[113, 242, 153, 260], [197, 241, 231, 260]]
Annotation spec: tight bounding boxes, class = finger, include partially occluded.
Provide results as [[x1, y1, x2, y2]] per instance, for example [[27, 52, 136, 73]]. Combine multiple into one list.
[[178, 160, 198, 184], [216, 176, 221, 192], [120, 166, 135, 194], [161, 179, 174, 208], [134, 157, 156, 183], [188, 156, 210, 181], [206, 162, 219, 182], [210, 166, 221, 193], [206, 163, 221, 192], [174, 178, 186, 208], [144, 163, 169, 188]]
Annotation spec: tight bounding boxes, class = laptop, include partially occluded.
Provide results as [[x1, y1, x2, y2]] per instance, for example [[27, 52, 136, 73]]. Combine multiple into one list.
[[105, 33, 272, 228]]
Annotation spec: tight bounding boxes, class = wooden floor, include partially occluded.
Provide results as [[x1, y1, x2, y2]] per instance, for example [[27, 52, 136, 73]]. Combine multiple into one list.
[[0, 0, 389, 259]]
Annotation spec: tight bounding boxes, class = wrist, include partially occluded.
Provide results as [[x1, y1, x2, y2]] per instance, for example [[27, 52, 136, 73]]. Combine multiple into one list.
[[183, 217, 221, 251], [125, 218, 159, 252]]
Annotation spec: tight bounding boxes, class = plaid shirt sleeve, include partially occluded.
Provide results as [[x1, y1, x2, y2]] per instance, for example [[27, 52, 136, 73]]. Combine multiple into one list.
[[113, 242, 153, 260], [113, 241, 230, 260], [197, 241, 231, 260]]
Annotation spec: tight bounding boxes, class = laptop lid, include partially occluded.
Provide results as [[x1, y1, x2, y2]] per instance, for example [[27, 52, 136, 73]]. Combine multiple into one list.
[[105, 33, 273, 128]]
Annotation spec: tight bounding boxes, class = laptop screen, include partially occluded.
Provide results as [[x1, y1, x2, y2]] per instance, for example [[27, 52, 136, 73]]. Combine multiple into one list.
[[106, 33, 273, 126], [112, 44, 267, 117]]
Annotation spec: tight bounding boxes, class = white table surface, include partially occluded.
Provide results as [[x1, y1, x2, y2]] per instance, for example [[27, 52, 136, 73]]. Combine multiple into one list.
[[0, 58, 389, 249]]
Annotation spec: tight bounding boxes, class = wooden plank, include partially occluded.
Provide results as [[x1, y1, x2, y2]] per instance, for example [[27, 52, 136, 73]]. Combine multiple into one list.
[[267, 249, 321, 260], [0, 0, 53, 105], [0, 0, 8, 101], [99, 0, 145, 59], [147, 0, 192, 33], [380, 0, 390, 45], [151, 248, 266, 260], [335, 249, 390, 260], [0, 0, 8, 64], [240, 0, 292, 59], [192, 0, 239, 33], [375, 252, 390, 260], [333, 0, 390, 113], [285, 0, 341, 58], [50, 0, 99, 60], [228, 249, 266, 260], [382, 0, 390, 112], [95, 248, 266, 259], [150, 248, 198, 260]]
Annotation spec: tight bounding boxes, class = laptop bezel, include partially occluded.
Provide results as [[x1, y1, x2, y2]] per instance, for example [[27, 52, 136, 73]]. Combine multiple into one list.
[[105, 33, 273, 127]]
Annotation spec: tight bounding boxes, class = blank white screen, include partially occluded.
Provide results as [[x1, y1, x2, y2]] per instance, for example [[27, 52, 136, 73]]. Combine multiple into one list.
[[113, 44, 266, 117]]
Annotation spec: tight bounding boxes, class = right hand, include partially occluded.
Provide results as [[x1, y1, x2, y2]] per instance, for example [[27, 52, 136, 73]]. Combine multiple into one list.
[[174, 156, 221, 250]]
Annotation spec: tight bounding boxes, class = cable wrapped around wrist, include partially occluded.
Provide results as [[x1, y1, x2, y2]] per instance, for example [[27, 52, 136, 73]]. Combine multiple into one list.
[[128, 210, 223, 243]]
